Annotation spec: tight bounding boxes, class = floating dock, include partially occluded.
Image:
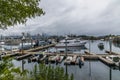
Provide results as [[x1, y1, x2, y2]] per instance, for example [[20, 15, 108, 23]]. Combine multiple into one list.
[[1, 53, 19, 58], [15, 54, 32, 60], [99, 56, 115, 66], [105, 50, 119, 55], [2, 47, 120, 67], [26, 44, 55, 52]]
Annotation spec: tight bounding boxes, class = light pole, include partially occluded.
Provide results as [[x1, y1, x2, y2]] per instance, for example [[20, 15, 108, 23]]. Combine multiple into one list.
[[109, 35, 112, 54], [10, 37, 13, 53], [21, 33, 25, 54], [89, 39, 92, 80], [65, 35, 69, 57], [21, 32, 25, 72], [65, 38, 67, 57], [65, 35, 68, 75], [30, 37, 33, 48]]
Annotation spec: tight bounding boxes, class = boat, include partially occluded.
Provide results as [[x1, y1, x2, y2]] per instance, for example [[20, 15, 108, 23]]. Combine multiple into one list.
[[55, 39, 86, 48], [98, 43, 104, 50], [56, 48, 73, 53], [71, 55, 77, 64], [106, 55, 120, 62], [57, 56, 64, 63], [98, 43, 104, 47], [0, 41, 5, 45], [64, 56, 73, 65], [48, 55, 56, 63], [19, 40, 48, 50], [12, 48, 19, 52], [19, 42, 35, 50]]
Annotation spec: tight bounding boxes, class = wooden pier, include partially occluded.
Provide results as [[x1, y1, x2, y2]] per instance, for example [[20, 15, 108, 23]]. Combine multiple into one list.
[[2, 53, 19, 58], [105, 50, 119, 55], [15, 53, 32, 60], [26, 44, 55, 52], [1, 44, 120, 67], [84, 50, 95, 55], [99, 56, 115, 66]]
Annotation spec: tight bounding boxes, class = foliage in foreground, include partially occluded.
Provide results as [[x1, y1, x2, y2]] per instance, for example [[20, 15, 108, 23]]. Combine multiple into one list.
[[29, 64, 74, 80], [0, 58, 74, 80], [0, 0, 44, 29], [0, 57, 27, 80]]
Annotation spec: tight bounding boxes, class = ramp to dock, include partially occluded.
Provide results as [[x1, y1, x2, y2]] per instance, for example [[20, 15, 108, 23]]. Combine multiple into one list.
[[99, 56, 115, 66]]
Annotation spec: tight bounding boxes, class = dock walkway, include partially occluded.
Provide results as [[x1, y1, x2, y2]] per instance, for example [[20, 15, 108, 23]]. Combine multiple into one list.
[[26, 44, 55, 52]]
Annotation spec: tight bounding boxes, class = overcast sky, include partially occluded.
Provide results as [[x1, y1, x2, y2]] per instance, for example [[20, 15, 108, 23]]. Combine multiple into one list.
[[0, 0, 120, 36]]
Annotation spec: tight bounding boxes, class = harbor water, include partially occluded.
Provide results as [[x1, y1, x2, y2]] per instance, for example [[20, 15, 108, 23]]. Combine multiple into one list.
[[1, 40, 120, 80]]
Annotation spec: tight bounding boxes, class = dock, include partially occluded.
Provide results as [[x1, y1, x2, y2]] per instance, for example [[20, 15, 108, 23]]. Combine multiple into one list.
[[105, 50, 119, 55], [1, 53, 19, 58], [15, 53, 32, 60], [99, 56, 115, 66], [84, 50, 95, 55], [26, 44, 55, 52], [1, 44, 120, 67]]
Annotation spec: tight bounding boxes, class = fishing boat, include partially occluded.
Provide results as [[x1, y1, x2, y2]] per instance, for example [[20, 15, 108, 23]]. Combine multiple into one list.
[[48, 55, 56, 63], [64, 56, 73, 65], [0, 41, 5, 45], [39, 55, 47, 62], [19, 42, 35, 50], [57, 56, 64, 63], [98, 43, 104, 50], [98, 43, 104, 47], [19, 40, 49, 50], [71, 55, 77, 64], [106, 55, 120, 62], [56, 39, 86, 48]]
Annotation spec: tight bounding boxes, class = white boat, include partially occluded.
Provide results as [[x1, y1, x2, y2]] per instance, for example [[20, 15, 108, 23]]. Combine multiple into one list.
[[98, 43, 104, 47], [64, 56, 73, 65], [106, 55, 119, 61], [56, 39, 86, 48], [0, 41, 5, 45], [19, 42, 35, 50], [19, 40, 48, 50]]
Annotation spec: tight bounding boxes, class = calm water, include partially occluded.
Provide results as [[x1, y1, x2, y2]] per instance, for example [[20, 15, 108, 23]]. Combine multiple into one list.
[[3, 40, 120, 80], [12, 60, 120, 80]]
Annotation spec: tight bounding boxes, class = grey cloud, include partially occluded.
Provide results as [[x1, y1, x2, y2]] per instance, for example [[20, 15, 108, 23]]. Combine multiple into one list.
[[1, 0, 120, 36]]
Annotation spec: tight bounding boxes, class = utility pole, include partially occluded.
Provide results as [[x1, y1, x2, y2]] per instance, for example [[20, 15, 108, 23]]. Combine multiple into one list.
[[89, 39, 92, 80], [21, 32, 25, 54], [65, 35, 68, 76], [65, 35, 68, 58], [109, 35, 112, 54], [21, 32, 25, 72]]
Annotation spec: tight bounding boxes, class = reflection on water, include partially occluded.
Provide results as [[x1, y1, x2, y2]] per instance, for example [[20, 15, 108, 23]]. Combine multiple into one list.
[[67, 61, 120, 80], [109, 67, 112, 80], [65, 64, 68, 75], [113, 42, 120, 48], [12, 59, 120, 80]]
